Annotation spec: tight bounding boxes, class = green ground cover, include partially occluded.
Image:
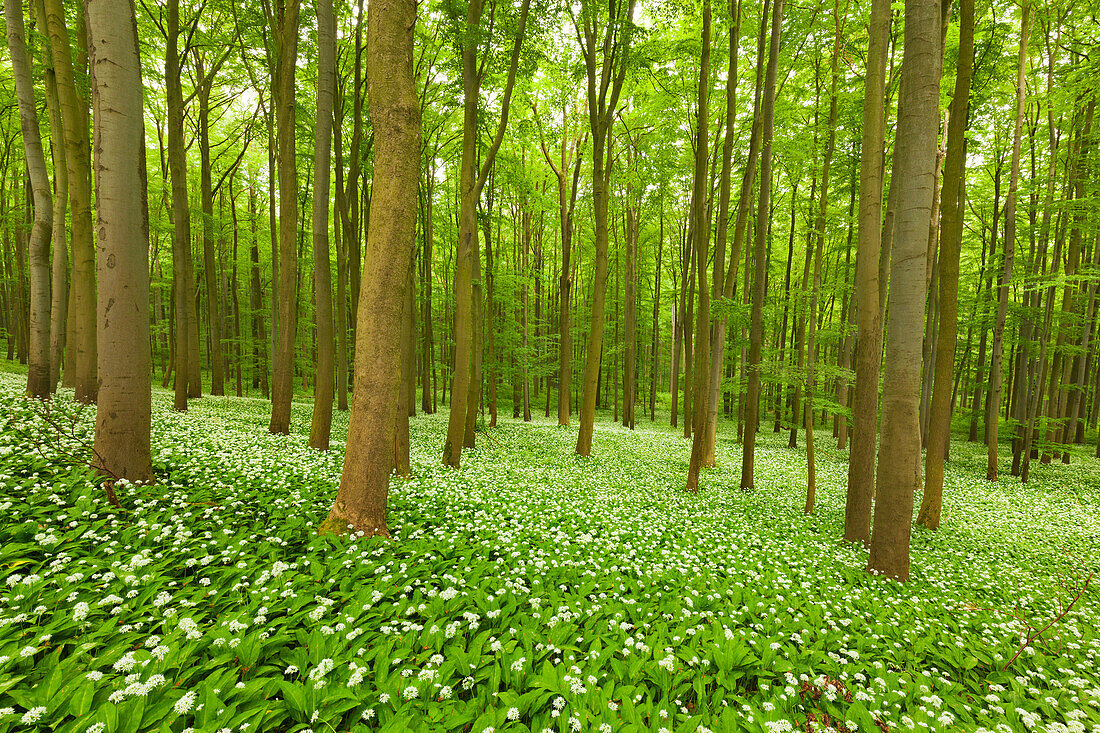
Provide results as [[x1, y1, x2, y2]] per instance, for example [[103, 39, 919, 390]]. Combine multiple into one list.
[[0, 373, 1097, 732]]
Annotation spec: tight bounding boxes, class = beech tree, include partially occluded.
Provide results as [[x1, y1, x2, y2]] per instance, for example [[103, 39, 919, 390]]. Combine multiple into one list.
[[4, 0, 52, 398], [308, 0, 337, 450], [739, 0, 782, 491], [88, 0, 153, 481], [573, 0, 637, 458], [268, 0, 302, 435], [868, 0, 941, 581], [321, 0, 420, 537]]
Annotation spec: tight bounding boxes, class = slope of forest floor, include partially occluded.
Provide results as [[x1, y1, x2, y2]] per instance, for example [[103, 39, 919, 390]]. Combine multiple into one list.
[[0, 371, 1097, 733]]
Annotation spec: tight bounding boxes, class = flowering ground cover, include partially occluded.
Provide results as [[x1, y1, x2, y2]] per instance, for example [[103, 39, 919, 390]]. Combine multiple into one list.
[[0, 372, 1097, 733]]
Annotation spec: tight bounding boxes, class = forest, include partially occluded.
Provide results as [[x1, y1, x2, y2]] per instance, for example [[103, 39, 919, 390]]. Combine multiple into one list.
[[0, 0, 1097, 728]]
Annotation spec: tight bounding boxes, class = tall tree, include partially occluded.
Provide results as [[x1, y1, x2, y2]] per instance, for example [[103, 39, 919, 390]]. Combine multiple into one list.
[[165, 0, 193, 412], [42, 0, 96, 402], [702, 0, 741, 466], [268, 0, 302, 435], [309, 0, 337, 450], [919, 0, 974, 529], [88, 0, 153, 481], [534, 103, 584, 426], [686, 0, 712, 493], [194, 43, 234, 397], [34, 0, 69, 394], [805, 0, 844, 512], [843, 0, 889, 544], [985, 0, 1031, 480], [4, 0, 53, 397], [442, 0, 532, 467], [574, 0, 637, 457], [867, 0, 941, 581], [739, 0, 783, 490], [320, 0, 420, 537]]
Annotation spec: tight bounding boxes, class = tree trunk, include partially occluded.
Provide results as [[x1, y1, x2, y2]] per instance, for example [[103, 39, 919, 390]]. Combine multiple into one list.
[[868, 0, 941, 581], [739, 0, 782, 491], [309, 0, 336, 450], [42, 0, 96, 402], [702, 0, 740, 464], [843, 0, 889, 544], [443, 0, 530, 465], [196, 59, 225, 396], [320, 0, 419, 538], [4, 0, 53, 397], [804, 8, 842, 512], [248, 187, 270, 396], [686, 0, 712, 493], [37, 25, 68, 393], [623, 201, 637, 429], [919, 0, 973, 529], [166, 0, 191, 412], [269, 0, 302, 435], [985, 0, 1030, 481], [88, 0, 152, 481], [650, 207, 663, 421], [574, 0, 637, 457]]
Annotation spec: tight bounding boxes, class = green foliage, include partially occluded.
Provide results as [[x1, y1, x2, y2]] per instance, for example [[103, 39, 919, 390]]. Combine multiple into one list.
[[0, 374, 1097, 731]]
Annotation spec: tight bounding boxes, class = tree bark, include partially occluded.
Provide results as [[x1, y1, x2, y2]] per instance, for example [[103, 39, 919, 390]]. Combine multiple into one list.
[[804, 7, 842, 512], [42, 0, 96, 402], [166, 0, 192, 412], [574, 0, 637, 457], [320, 0, 419, 538], [443, 0, 531, 465], [739, 0, 782, 490], [88, 0, 152, 481], [985, 0, 1030, 481], [702, 0, 741, 465], [269, 0, 302, 435], [843, 0, 889, 544], [309, 0, 336, 450], [919, 0, 973, 529], [868, 0, 941, 581], [686, 0, 712, 492], [5, 0, 53, 397]]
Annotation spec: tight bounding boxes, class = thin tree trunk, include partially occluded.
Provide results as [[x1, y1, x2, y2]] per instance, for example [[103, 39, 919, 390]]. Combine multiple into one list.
[[269, 0, 302, 435], [42, 0, 96, 402], [985, 0, 1031, 481], [166, 0, 192, 412], [4, 0, 53, 397], [685, 0, 712, 496], [843, 0, 889, 544], [919, 0, 974, 528], [739, 0, 782, 491], [702, 0, 741, 463], [574, 0, 637, 457], [309, 0, 336, 449], [444, 0, 531, 465]]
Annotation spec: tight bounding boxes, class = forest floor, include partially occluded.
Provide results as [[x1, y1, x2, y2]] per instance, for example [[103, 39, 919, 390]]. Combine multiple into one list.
[[0, 370, 1098, 733]]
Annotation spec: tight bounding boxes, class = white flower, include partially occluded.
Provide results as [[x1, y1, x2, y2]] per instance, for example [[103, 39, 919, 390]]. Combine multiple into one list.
[[21, 707, 46, 724], [174, 691, 197, 715], [403, 685, 418, 700], [507, 707, 519, 720]]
